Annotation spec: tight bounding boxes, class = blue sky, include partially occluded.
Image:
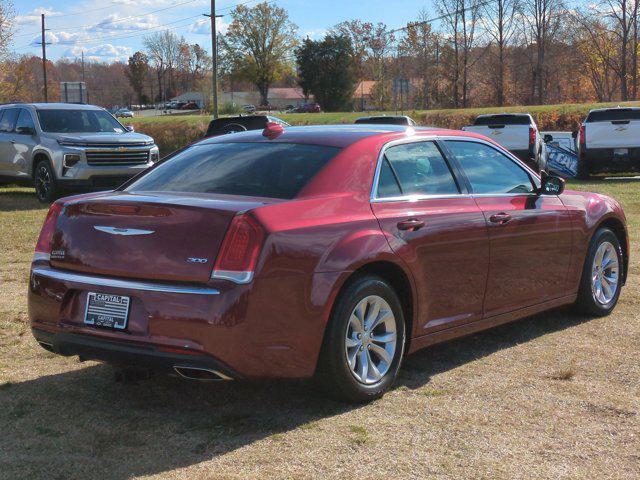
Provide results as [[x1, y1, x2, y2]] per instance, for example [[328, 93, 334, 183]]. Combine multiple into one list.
[[12, 0, 438, 62]]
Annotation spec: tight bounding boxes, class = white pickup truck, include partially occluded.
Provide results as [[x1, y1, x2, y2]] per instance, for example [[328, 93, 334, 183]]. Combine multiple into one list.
[[576, 107, 640, 178], [462, 113, 547, 172]]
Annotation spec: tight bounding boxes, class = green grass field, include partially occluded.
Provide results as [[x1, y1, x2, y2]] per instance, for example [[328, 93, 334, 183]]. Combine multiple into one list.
[[0, 179, 639, 479], [127, 99, 640, 127]]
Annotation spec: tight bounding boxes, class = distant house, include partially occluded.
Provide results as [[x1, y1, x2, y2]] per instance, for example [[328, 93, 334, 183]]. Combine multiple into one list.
[[171, 92, 205, 108], [267, 88, 310, 109]]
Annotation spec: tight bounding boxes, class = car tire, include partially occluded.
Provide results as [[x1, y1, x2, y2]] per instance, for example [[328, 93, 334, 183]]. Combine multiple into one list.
[[34, 159, 58, 203], [575, 228, 623, 317], [316, 276, 406, 403], [576, 156, 590, 180]]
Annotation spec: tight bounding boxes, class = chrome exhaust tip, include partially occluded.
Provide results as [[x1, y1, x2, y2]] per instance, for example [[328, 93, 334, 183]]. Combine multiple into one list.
[[38, 341, 55, 353], [173, 366, 232, 381]]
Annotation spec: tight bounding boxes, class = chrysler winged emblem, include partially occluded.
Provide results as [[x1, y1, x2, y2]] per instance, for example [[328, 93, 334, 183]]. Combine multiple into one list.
[[94, 226, 155, 236]]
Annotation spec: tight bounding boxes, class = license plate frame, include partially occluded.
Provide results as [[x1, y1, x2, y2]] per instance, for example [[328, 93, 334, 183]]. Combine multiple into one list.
[[84, 292, 130, 330], [614, 148, 629, 157]]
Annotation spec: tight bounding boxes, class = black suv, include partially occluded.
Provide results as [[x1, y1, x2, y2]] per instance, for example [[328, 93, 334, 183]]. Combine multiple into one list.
[[205, 115, 290, 138]]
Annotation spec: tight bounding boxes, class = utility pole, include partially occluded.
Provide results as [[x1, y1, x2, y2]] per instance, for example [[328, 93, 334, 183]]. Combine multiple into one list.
[[41, 14, 49, 102], [204, 2, 223, 119]]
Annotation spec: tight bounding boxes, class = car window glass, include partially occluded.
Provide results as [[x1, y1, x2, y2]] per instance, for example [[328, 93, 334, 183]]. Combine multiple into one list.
[[127, 142, 340, 200], [382, 141, 459, 196], [376, 158, 402, 197], [445, 140, 535, 194], [37, 109, 124, 133], [15, 109, 36, 132], [0, 108, 19, 133]]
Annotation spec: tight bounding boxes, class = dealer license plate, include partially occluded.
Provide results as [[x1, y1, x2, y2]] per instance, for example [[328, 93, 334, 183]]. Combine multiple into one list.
[[84, 292, 130, 330]]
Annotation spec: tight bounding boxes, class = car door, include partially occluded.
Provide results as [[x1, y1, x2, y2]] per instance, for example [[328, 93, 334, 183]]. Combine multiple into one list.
[[443, 139, 573, 318], [371, 139, 490, 335], [11, 109, 38, 177], [0, 109, 19, 176]]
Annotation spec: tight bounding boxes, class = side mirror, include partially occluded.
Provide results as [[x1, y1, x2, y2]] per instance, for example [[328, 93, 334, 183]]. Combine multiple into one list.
[[540, 171, 565, 195], [125, 125, 135, 132], [543, 134, 553, 143], [16, 126, 35, 135]]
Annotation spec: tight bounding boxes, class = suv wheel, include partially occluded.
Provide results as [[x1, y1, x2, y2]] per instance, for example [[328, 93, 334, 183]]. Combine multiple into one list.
[[316, 276, 406, 403], [575, 228, 623, 316], [576, 156, 590, 180], [34, 160, 58, 203]]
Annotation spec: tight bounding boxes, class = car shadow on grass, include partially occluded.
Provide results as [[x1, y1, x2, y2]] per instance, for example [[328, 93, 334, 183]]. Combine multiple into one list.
[[0, 187, 43, 212], [0, 307, 586, 479]]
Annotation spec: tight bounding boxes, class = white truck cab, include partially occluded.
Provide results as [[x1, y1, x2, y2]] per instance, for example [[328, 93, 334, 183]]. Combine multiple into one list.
[[462, 113, 547, 172], [577, 107, 640, 178]]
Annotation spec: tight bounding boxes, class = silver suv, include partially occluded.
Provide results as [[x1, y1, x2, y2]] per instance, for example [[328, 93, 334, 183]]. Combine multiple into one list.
[[0, 103, 159, 202]]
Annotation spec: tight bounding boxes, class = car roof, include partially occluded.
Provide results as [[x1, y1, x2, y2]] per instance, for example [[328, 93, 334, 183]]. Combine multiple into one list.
[[198, 124, 455, 148], [588, 106, 640, 113], [1, 103, 104, 111]]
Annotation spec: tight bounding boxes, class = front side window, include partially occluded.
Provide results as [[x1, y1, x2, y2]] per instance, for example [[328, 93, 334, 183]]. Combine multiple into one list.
[[15, 109, 36, 132], [126, 142, 340, 200], [445, 140, 535, 194], [377, 141, 459, 197], [36, 109, 125, 133], [0, 108, 18, 133]]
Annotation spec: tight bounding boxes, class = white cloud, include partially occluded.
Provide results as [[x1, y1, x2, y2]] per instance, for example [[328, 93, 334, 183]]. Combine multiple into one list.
[[303, 29, 327, 40], [188, 17, 229, 35], [92, 13, 160, 32], [63, 44, 133, 62], [16, 7, 62, 25]]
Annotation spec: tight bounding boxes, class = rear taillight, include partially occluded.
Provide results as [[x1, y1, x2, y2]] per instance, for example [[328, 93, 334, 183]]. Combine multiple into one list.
[[579, 125, 586, 146], [529, 127, 536, 147], [212, 214, 265, 284], [34, 201, 64, 260]]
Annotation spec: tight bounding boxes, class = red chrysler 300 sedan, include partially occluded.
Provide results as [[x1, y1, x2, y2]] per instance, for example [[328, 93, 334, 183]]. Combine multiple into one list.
[[29, 124, 629, 402]]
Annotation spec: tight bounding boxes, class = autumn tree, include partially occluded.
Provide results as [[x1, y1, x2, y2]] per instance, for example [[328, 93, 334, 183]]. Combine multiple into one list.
[[221, 2, 298, 105], [126, 52, 150, 104], [0, 0, 13, 61], [296, 34, 356, 111]]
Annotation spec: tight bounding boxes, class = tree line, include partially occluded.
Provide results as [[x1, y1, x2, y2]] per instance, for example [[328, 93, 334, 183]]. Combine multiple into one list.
[[1, 0, 640, 111]]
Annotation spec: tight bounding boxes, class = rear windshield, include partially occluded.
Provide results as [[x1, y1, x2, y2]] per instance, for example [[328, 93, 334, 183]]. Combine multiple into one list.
[[126, 142, 340, 199], [37, 109, 125, 133], [586, 109, 640, 122], [206, 117, 266, 136], [473, 115, 530, 126]]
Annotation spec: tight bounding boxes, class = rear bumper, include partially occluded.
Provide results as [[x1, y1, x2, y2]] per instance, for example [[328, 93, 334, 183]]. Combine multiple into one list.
[[28, 263, 333, 380], [583, 148, 640, 174], [32, 328, 238, 379]]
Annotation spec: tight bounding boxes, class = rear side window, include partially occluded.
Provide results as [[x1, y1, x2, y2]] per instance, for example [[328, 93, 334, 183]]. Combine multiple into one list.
[[378, 141, 459, 197], [127, 142, 340, 199], [586, 109, 640, 122], [473, 115, 530, 126], [0, 108, 18, 133], [445, 141, 535, 194]]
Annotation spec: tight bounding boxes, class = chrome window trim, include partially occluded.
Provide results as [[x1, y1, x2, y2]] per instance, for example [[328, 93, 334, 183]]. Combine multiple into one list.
[[31, 268, 220, 295], [369, 135, 541, 203]]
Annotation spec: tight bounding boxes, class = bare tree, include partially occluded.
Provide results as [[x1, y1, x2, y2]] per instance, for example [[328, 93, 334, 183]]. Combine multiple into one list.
[[437, 0, 483, 108], [143, 31, 182, 102], [0, 0, 14, 61], [481, 0, 519, 105], [521, 0, 564, 104]]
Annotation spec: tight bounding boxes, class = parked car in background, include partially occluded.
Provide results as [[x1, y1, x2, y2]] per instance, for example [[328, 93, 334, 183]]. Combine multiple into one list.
[[462, 113, 547, 172], [0, 103, 159, 202], [290, 103, 322, 113], [204, 115, 290, 138], [243, 104, 256, 113], [181, 102, 199, 110], [355, 115, 417, 126], [114, 108, 134, 118], [29, 124, 628, 403], [576, 107, 640, 179]]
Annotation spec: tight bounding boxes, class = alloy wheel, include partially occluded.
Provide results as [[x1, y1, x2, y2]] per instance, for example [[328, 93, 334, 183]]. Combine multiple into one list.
[[345, 295, 397, 385], [35, 165, 52, 202], [591, 241, 619, 305]]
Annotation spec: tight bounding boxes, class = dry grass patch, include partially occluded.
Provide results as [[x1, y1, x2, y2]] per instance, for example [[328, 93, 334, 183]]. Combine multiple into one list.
[[0, 180, 639, 479]]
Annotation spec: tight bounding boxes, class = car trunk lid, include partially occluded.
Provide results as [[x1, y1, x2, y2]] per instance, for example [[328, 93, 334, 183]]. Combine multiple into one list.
[[50, 192, 276, 283]]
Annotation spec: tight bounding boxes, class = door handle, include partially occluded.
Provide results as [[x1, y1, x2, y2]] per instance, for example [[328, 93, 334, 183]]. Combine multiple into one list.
[[489, 212, 512, 225], [397, 219, 425, 231]]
